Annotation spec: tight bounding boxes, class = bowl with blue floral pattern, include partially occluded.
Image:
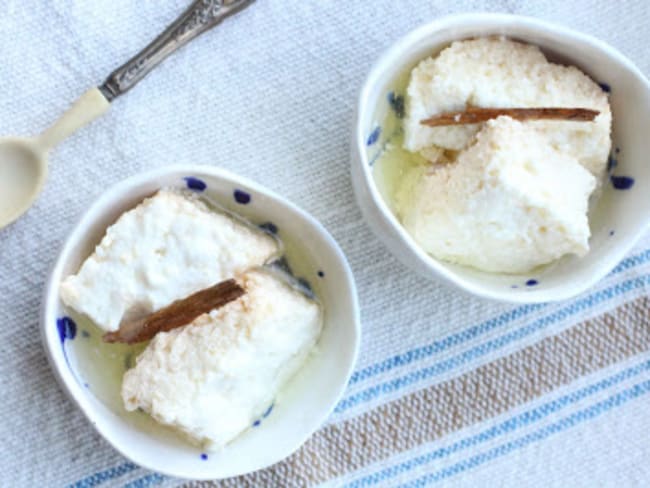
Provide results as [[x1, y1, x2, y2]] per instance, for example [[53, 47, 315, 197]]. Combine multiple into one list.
[[41, 165, 360, 479], [351, 13, 650, 302]]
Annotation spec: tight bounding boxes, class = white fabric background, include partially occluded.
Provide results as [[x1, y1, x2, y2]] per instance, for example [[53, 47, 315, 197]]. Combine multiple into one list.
[[0, 1, 648, 486]]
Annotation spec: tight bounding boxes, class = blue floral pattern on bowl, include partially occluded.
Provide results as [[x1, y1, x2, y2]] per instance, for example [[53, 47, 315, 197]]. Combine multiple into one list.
[[234, 189, 251, 204], [183, 176, 207, 192], [252, 403, 275, 427]]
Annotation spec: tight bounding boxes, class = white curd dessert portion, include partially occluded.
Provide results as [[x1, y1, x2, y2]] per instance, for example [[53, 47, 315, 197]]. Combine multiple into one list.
[[60, 190, 279, 332], [121, 269, 322, 450], [374, 37, 613, 273], [397, 117, 597, 273], [403, 37, 611, 179]]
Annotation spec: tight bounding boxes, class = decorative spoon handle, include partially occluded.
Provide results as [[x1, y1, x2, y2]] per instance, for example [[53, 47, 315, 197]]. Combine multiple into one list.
[[99, 0, 255, 101]]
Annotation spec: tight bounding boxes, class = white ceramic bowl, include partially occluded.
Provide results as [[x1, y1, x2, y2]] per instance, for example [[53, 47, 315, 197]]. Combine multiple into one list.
[[41, 165, 360, 479], [352, 13, 650, 303]]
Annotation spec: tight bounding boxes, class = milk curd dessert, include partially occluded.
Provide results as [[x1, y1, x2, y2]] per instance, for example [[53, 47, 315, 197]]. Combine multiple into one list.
[[122, 269, 322, 450], [60, 190, 279, 332], [377, 37, 612, 273], [404, 37, 611, 179], [398, 116, 596, 273], [60, 189, 323, 450]]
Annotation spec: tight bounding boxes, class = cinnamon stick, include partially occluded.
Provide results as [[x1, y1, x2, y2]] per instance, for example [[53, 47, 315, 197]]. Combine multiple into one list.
[[103, 279, 245, 345], [420, 107, 599, 127]]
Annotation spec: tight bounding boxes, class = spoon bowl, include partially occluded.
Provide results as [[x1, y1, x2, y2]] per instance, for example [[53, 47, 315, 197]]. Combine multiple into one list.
[[0, 137, 47, 227]]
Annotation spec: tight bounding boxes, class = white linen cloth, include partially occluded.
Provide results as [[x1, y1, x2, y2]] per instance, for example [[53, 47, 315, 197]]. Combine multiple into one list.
[[1, 1, 649, 486]]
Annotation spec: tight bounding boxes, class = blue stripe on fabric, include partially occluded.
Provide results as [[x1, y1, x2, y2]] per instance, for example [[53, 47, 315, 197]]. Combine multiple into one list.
[[349, 248, 650, 387], [122, 473, 166, 488], [335, 274, 650, 414], [347, 359, 650, 487], [68, 462, 138, 488], [71, 248, 650, 488], [349, 304, 546, 385], [399, 379, 650, 487], [611, 247, 650, 273]]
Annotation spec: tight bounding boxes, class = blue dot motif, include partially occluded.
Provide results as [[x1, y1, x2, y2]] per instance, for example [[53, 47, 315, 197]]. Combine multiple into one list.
[[57, 316, 77, 344], [234, 189, 251, 204], [200, 453, 208, 461], [599, 82, 611, 93], [610, 175, 634, 190], [526, 279, 539, 287], [366, 126, 381, 146], [262, 403, 274, 418], [183, 177, 207, 192], [251, 403, 274, 428]]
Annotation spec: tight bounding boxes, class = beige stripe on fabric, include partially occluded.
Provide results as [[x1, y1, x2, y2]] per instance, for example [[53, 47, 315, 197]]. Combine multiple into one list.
[[185, 296, 650, 487]]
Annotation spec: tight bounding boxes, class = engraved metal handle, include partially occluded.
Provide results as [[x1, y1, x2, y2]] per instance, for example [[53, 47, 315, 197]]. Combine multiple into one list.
[[99, 0, 255, 101]]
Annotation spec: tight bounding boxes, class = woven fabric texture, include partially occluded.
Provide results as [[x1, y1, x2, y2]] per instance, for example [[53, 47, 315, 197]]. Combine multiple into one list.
[[0, 1, 649, 486]]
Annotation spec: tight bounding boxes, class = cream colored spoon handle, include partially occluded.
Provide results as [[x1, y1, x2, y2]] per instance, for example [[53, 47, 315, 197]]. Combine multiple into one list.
[[37, 88, 110, 151], [36, 1, 255, 151]]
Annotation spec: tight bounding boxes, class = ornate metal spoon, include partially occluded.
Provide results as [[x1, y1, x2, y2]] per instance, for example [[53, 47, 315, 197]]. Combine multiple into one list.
[[0, 0, 255, 229]]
